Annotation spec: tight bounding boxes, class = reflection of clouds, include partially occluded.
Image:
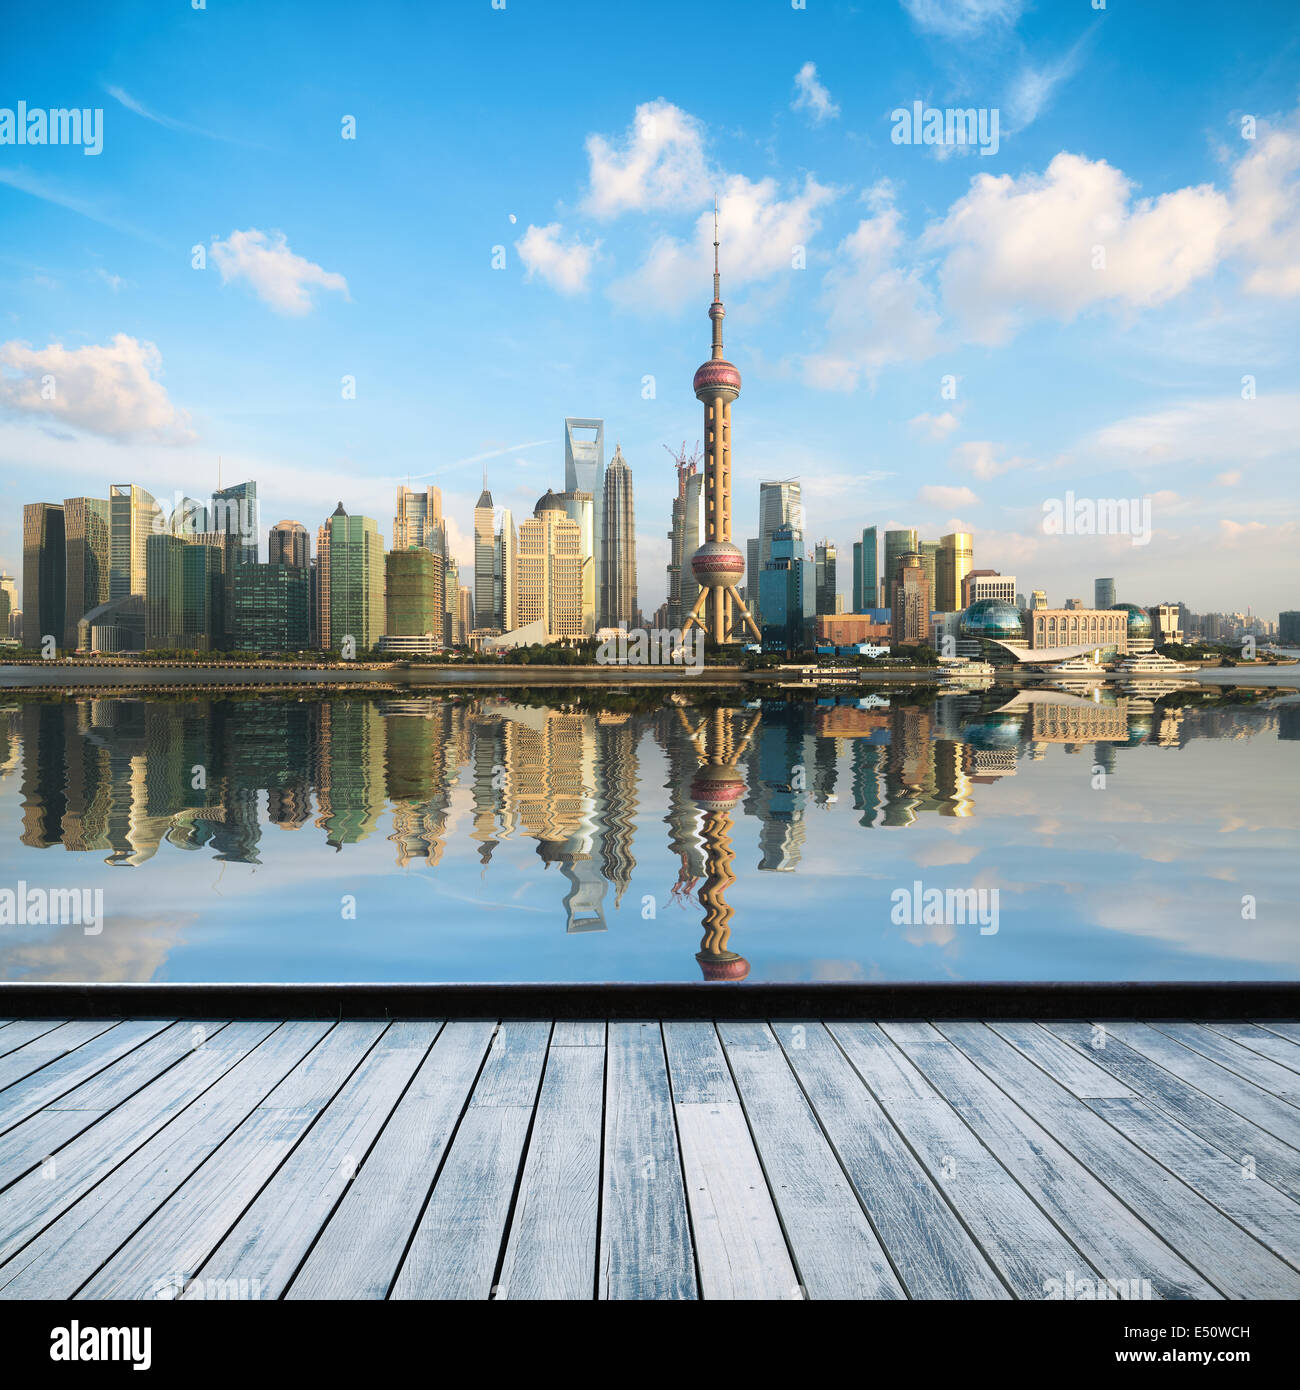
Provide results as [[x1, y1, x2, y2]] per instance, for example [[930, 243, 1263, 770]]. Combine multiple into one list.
[[1087, 886, 1299, 969], [911, 841, 979, 868], [0, 912, 195, 982]]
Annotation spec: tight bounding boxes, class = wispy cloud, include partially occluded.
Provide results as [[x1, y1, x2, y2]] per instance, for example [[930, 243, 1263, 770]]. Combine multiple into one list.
[[792, 63, 840, 124], [105, 84, 238, 144], [0, 167, 164, 246]]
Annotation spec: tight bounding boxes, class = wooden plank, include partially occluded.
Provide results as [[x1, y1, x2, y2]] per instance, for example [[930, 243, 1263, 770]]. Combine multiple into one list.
[[497, 1035, 604, 1299], [0, 1022, 228, 1190], [777, 1020, 1007, 1298], [718, 1022, 904, 1300], [936, 1021, 1297, 1299], [1148, 1022, 1300, 1104], [0, 1020, 119, 1092], [1257, 1021, 1300, 1045], [551, 1021, 604, 1047], [598, 1022, 696, 1301], [1204, 1022, 1300, 1075], [0, 1021, 329, 1299], [182, 1022, 441, 1300], [1086, 1096, 1300, 1275], [0, 1020, 66, 1059], [1099, 1022, 1300, 1148], [827, 1021, 1102, 1299], [287, 1019, 497, 1299], [886, 1022, 1219, 1300], [1046, 1022, 1300, 1206], [391, 1021, 551, 1300], [663, 1021, 797, 1300], [79, 1021, 388, 1299], [0, 1023, 273, 1251], [987, 1021, 1136, 1099], [0, 1019, 172, 1136]]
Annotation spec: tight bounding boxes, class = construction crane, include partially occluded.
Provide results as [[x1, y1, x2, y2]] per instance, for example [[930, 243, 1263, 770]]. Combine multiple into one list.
[[664, 441, 701, 499]]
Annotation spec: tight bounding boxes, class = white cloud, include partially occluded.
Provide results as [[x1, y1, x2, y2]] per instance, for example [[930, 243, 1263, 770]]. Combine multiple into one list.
[[0, 334, 194, 444], [1216, 469, 1242, 486], [1226, 118, 1300, 296], [516, 223, 600, 294], [209, 229, 349, 316], [918, 483, 979, 507], [1091, 392, 1300, 465], [928, 153, 1232, 342], [1005, 39, 1087, 131], [609, 171, 836, 312], [900, 0, 1023, 38], [802, 201, 943, 389], [791, 63, 839, 124], [950, 439, 1030, 479], [582, 99, 711, 219], [909, 410, 961, 440]]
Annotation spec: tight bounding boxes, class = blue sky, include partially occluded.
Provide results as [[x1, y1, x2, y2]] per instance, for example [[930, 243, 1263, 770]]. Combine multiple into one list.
[[1, 0, 1298, 616]]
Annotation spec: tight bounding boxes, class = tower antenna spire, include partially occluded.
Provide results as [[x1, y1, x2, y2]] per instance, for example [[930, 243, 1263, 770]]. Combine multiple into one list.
[[712, 194, 720, 302]]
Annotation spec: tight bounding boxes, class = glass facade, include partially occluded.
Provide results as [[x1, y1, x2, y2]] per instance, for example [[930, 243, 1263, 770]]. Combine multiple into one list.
[[231, 563, 311, 652]]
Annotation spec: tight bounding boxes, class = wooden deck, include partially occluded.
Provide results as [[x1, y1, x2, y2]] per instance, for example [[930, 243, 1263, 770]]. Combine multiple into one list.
[[0, 1016, 1298, 1300]]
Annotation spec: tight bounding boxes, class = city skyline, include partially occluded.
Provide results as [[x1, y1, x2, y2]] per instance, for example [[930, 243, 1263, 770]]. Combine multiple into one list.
[[1, 2, 1297, 618]]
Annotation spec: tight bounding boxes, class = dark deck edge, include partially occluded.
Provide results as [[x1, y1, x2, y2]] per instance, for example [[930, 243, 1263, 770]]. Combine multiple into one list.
[[0, 981, 1296, 1020]]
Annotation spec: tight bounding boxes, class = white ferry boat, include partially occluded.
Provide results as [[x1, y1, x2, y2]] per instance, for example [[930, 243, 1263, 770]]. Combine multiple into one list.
[[1111, 651, 1198, 676], [1039, 652, 1105, 675]]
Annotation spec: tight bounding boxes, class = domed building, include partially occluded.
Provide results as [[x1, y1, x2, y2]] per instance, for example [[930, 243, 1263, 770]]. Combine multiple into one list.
[[1110, 602, 1154, 652], [961, 599, 1025, 644]]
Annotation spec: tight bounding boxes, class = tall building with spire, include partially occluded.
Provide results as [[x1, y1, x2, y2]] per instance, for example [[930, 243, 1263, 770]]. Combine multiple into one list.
[[474, 481, 496, 630], [602, 445, 637, 629], [682, 201, 760, 647], [666, 444, 702, 630]]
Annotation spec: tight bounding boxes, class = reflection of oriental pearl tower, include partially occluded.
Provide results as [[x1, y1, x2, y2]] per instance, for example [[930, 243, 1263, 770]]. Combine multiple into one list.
[[679, 706, 762, 980], [682, 200, 762, 648]]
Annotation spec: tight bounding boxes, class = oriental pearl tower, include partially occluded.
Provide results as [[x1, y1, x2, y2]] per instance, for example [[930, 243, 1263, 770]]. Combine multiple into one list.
[[681, 200, 761, 648]]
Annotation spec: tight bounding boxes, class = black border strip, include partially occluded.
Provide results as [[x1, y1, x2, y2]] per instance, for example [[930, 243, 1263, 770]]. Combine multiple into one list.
[[0, 981, 1295, 1020]]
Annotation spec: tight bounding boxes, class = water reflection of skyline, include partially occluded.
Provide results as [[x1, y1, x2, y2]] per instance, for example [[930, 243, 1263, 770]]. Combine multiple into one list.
[[1, 690, 1295, 983]]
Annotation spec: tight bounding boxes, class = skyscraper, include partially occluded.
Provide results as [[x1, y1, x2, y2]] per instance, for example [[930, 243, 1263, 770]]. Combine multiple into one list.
[[683, 205, 760, 646], [936, 532, 973, 612], [759, 524, 814, 651], [557, 489, 597, 635], [1095, 577, 1116, 610], [602, 445, 637, 629], [495, 508, 516, 633], [268, 520, 310, 568], [328, 509, 385, 652], [891, 552, 932, 644], [517, 490, 585, 642], [182, 542, 224, 649], [231, 563, 311, 652], [852, 526, 879, 612], [394, 484, 444, 554], [814, 540, 837, 615], [315, 505, 342, 650], [109, 484, 159, 600], [62, 496, 111, 648], [564, 418, 604, 617], [474, 484, 497, 630], [882, 529, 918, 610], [145, 532, 187, 648], [667, 453, 702, 630], [758, 481, 801, 571], [384, 548, 442, 651], [22, 502, 65, 649]]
